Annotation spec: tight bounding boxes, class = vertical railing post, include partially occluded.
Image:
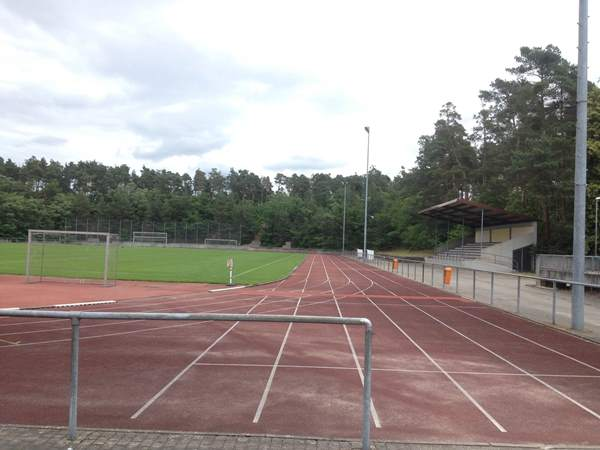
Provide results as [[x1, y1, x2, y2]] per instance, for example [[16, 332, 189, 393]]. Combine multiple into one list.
[[431, 263, 434, 285], [25, 229, 32, 282], [490, 272, 495, 305], [68, 317, 80, 441], [421, 263, 425, 283], [516, 276, 521, 313], [362, 322, 373, 450], [472, 269, 476, 300], [455, 267, 459, 294], [552, 280, 557, 325]]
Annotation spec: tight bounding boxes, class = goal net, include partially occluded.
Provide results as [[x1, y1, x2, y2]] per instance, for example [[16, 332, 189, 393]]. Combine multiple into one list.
[[204, 238, 238, 247], [26, 230, 119, 286], [132, 231, 168, 246]]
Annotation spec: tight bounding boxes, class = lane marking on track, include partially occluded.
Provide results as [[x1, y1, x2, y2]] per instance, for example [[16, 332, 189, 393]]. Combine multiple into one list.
[[0, 288, 278, 329], [253, 255, 316, 423], [357, 263, 600, 375], [435, 299, 600, 374], [0, 295, 269, 337], [0, 338, 19, 345], [346, 259, 600, 423], [193, 362, 600, 378], [131, 293, 272, 419], [331, 257, 507, 433], [0, 296, 338, 350], [322, 255, 381, 428], [209, 285, 247, 292], [28, 300, 117, 309]]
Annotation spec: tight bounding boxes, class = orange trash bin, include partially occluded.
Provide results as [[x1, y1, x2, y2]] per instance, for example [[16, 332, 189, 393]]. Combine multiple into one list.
[[392, 258, 399, 271], [443, 267, 452, 285]]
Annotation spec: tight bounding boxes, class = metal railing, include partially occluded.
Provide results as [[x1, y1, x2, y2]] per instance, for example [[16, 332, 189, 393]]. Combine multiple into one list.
[[431, 250, 514, 268], [0, 310, 373, 450], [364, 254, 600, 336]]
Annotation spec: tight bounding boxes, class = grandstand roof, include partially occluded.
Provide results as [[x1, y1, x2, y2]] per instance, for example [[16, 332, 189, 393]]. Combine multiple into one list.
[[418, 198, 534, 228]]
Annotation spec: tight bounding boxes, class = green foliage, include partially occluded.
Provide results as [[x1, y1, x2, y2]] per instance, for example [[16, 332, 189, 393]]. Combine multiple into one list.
[[1, 45, 598, 254]]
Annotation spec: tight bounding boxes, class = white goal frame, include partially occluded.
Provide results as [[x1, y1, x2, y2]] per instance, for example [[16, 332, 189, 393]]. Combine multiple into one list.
[[132, 231, 168, 246], [204, 238, 239, 247], [25, 229, 118, 286]]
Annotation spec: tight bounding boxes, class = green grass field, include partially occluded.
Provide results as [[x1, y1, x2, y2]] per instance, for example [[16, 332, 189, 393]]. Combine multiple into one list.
[[0, 243, 305, 285]]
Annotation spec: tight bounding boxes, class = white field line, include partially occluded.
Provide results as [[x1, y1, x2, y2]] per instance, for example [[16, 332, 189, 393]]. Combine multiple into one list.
[[129, 295, 272, 420], [234, 254, 297, 279], [345, 259, 600, 423], [193, 362, 600, 378], [321, 255, 381, 428], [355, 262, 600, 375], [253, 255, 316, 423], [331, 257, 507, 433]]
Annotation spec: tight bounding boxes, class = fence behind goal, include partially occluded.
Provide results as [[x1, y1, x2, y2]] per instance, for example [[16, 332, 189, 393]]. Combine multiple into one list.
[[204, 238, 238, 247], [132, 231, 168, 246], [26, 230, 119, 286]]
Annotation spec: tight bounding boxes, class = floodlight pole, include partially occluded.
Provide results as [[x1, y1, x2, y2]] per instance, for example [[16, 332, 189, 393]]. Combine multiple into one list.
[[596, 196, 600, 256], [342, 182, 347, 254], [572, 0, 588, 331], [363, 126, 370, 260]]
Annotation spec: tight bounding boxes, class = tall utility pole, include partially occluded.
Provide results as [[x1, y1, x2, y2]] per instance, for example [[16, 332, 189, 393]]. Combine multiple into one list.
[[595, 196, 600, 256], [342, 182, 347, 254], [572, 0, 588, 331], [363, 126, 370, 260]]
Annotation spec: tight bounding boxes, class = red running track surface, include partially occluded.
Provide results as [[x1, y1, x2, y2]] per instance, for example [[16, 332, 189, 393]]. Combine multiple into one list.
[[1, 254, 600, 446]]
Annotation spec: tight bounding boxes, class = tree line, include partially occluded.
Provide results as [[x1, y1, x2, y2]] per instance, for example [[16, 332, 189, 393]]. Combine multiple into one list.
[[1, 45, 599, 253]]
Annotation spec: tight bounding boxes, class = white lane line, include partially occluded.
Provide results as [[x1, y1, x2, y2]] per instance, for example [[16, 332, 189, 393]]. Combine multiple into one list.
[[347, 259, 600, 423], [435, 299, 600, 373], [34, 300, 116, 309], [0, 295, 269, 337], [0, 296, 338, 350], [332, 257, 507, 433], [0, 337, 19, 345], [402, 299, 600, 421], [131, 293, 271, 419], [209, 285, 248, 292], [194, 362, 600, 378], [253, 255, 316, 423], [355, 264, 600, 376], [322, 255, 382, 428]]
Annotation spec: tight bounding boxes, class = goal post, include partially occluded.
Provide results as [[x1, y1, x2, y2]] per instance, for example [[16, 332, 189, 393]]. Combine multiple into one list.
[[204, 238, 238, 247], [132, 231, 168, 246], [26, 229, 119, 286]]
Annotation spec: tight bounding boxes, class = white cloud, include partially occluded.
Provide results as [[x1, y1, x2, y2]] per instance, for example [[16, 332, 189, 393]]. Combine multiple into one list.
[[0, 0, 598, 178]]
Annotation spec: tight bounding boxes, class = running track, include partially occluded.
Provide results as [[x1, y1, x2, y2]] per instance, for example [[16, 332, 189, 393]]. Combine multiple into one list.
[[2, 255, 600, 446]]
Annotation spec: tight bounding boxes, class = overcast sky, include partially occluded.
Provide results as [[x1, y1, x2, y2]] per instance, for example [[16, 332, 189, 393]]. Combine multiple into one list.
[[1, 0, 598, 179]]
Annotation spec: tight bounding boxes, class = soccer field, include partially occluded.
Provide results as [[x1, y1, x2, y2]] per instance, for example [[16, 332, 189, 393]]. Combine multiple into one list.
[[0, 243, 305, 285]]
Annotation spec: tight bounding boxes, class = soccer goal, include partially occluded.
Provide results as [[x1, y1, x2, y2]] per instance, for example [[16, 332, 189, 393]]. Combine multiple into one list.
[[25, 230, 119, 286], [204, 238, 238, 247], [132, 231, 168, 246]]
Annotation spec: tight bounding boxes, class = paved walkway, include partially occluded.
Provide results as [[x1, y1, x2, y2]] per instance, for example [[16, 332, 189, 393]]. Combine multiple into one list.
[[0, 425, 592, 450]]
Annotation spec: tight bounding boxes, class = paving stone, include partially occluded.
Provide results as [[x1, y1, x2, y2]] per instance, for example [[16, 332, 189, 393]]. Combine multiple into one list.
[[0, 425, 591, 450]]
